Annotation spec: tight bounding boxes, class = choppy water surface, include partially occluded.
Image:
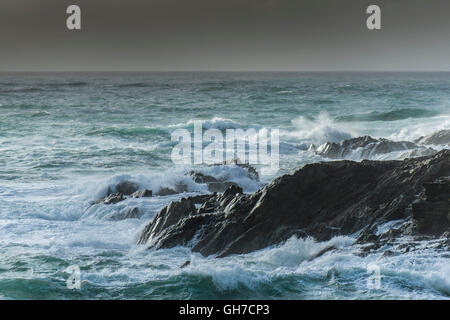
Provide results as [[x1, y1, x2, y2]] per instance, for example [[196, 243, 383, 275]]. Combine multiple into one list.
[[0, 72, 449, 299]]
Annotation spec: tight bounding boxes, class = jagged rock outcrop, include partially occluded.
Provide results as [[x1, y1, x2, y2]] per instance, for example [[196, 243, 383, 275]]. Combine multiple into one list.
[[415, 129, 450, 145], [95, 193, 125, 205], [316, 136, 436, 160], [138, 150, 450, 258]]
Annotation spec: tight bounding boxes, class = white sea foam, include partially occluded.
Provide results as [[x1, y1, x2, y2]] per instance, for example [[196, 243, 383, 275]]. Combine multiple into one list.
[[288, 113, 355, 144]]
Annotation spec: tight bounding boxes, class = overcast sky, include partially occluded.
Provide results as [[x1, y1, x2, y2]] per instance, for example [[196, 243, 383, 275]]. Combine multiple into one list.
[[1, 0, 450, 71]]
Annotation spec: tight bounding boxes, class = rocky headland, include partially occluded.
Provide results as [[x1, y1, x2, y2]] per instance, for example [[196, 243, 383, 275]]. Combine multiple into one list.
[[137, 149, 449, 257], [90, 129, 449, 258]]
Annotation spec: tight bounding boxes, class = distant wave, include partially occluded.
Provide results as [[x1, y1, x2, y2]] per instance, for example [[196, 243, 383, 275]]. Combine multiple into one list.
[[86, 126, 170, 138], [116, 82, 172, 89], [53, 81, 88, 87], [335, 108, 440, 122], [0, 82, 88, 93], [42, 81, 88, 88], [0, 87, 46, 93], [31, 111, 51, 117]]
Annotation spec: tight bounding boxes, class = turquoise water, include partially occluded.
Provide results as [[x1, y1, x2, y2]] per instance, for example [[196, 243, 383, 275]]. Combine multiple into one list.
[[0, 72, 449, 299]]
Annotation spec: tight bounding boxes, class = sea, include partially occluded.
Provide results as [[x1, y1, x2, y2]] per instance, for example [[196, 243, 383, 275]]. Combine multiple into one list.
[[0, 72, 449, 299]]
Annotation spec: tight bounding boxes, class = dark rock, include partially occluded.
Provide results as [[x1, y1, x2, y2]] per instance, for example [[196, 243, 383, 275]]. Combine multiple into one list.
[[180, 260, 191, 268], [137, 197, 196, 245], [380, 250, 397, 258], [138, 150, 450, 258], [155, 182, 189, 197], [359, 243, 382, 254], [156, 187, 178, 196], [415, 129, 450, 145], [411, 177, 450, 234], [379, 227, 404, 241], [115, 180, 139, 195], [423, 177, 450, 201], [308, 245, 336, 261], [190, 194, 216, 204], [412, 199, 449, 234], [355, 229, 379, 244], [317, 135, 435, 160], [131, 189, 153, 198], [207, 181, 239, 193]]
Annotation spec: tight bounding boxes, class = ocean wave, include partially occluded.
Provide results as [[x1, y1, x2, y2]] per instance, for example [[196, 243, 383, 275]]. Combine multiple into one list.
[[288, 113, 354, 144], [0, 87, 46, 93], [179, 236, 450, 299], [115, 82, 174, 89], [52, 81, 88, 87], [387, 115, 450, 142], [31, 111, 51, 117], [86, 126, 169, 138]]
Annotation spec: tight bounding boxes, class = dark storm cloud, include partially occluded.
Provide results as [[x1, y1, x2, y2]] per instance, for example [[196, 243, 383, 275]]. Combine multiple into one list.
[[1, 0, 450, 71]]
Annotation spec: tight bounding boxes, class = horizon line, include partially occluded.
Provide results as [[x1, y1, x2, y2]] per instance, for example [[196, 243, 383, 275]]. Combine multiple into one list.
[[1, 70, 450, 73]]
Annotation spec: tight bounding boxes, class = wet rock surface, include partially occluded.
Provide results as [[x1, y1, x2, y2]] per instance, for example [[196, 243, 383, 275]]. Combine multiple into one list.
[[138, 150, 450, 258]]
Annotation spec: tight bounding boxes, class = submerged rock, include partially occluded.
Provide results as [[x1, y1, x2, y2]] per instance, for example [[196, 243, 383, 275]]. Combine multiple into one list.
[[138, 150, 450, 258], [180, 260, 191, 268]]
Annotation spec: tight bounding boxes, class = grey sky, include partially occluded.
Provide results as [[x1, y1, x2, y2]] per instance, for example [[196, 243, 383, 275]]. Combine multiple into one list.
[[1, 0, 450, 71]]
